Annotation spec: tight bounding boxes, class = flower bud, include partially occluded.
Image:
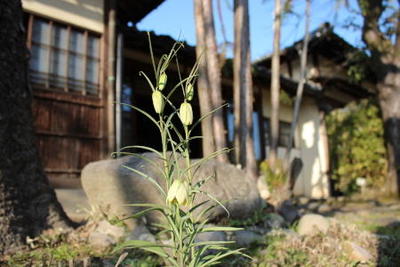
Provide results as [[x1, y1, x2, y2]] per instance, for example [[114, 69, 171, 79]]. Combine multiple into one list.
[[179, 102, 193, 126], [185, 83, 194, 101], [158, 72, 167, 90], [166, 179, 189, 206], [152, 90, 165, 114]]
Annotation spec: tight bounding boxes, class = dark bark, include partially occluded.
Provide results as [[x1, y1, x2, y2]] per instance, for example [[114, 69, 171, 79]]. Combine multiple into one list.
[[357, 0, 400, 196], [0, 0, 73, 254], [378, 77, 400, 196]]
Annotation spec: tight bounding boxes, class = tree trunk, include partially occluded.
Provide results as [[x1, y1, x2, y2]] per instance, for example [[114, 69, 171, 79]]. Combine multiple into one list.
[[194, 0, 216, 157], [377, 75, 400, 196], [285, 0, 311, 161], [0, 0, 73, 254], [234, 0, 257, 177], [202, 0, 228, 162], [357, 0, 400, 196], [270, 0, 282, 168]]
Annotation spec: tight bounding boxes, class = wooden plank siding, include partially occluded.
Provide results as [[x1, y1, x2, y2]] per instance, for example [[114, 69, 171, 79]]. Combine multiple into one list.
[[25, 11, 108, 188], [32, 90, 104, 188]]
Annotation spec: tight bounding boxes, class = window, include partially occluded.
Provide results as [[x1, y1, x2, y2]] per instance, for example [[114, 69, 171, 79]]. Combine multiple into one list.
[[27, 15, 101, 95], [263, 118, 295, 148], [225, 105, 262, 160]]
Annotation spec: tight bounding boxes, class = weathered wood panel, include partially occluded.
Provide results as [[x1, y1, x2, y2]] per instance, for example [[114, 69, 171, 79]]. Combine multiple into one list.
[[32, 92, 104, 188]]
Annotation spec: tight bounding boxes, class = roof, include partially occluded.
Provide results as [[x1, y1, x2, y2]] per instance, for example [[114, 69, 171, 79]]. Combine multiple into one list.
[[118, 0, 165, 25], [253, 23, 375, 110], [255, 23, 356, 67], [123, 28, 196, 64]]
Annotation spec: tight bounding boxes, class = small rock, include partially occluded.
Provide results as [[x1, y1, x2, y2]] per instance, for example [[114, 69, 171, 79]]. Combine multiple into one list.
[[307, 202, 320, 211], [326, 197, 336, 205], [282, 229, 300, 238], [297, 208, 306, 216], [343, 241, 373, 262], [337, 196, 346, 203], [96, 220, 125, 241], [264, 213, 286, 229], [297, 196, 310, 205], [297, 214, 329, 236], [88, 232, 114, 250], [247, 225, 268, 235], [257, 177, 271, 200], [101, 259, 115, 267], [278, 200, 300, 223], [234, 230, 263, 247], [126, 224, 156, 242], [317, 204, 331, 213]]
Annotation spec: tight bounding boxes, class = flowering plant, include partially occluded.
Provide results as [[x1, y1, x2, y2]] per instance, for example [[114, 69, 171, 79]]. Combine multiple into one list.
[[113, 33, 247, 267]]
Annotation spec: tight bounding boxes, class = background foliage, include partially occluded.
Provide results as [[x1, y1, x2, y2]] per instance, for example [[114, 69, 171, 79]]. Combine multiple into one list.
[[326, 98, 387, 194]]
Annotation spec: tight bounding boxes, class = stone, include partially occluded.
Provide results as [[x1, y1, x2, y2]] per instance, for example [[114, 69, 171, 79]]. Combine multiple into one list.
[[81, 153, 261, 228], [282, 229, 300, 238], [126, 224, 155, 242], [297, 196, 310, 206], [307, 201, 321, 211], [297, 214, 330, 236], [317, 203, 331, 213], [263, 213, 286, 229], [246, 225, 268, 235], [87, 220, 126, 250], [343, 241, 373, 262], [96, 220, 125, 241], [257, 177, 271, 200], [234, 230, 263, 247], [195, 224, 227, 243], [88, 232, 114, 250], [277, 200, 300, 224]]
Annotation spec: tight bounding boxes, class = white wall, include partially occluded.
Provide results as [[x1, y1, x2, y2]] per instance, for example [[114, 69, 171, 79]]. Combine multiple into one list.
[[261, 89, 293, 123], [295, 97, 330, 198], [260, 87, 330, 198], [23, 0, 104, 33]]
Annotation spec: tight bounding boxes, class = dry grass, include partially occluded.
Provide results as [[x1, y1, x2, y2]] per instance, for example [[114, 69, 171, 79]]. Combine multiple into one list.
[[244, 219, 400, 267]]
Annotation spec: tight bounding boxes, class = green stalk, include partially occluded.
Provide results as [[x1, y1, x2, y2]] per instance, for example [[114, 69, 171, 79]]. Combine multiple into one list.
[[159, 114, 170, 186]]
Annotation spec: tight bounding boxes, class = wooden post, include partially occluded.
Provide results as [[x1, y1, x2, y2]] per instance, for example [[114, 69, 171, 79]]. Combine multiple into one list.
[[115, 33, 123, 153], [269, 0, 282, 168], [106, 0, 116, 155]]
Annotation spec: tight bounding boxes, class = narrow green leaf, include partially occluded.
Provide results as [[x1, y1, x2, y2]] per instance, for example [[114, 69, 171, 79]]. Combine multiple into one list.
[[191, 241, 235, 248], [189, 103, 228, 133], [201, 226, 243, 232], [118, 145, 163, 158], [138, 71, 156, 92], [122, 207, 164, 220], [119, 103, 161, 132], [122, 165, 166, 197]]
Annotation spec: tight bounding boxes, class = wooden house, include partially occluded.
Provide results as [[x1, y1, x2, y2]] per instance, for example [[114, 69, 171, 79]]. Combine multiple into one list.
[[22, 0, 166, 188], [22, 0, 371, 198], [253, 23, 374, 197]]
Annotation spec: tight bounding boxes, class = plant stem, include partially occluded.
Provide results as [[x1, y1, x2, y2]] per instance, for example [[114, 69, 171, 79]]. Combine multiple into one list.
[[159, 114, 170, 186]]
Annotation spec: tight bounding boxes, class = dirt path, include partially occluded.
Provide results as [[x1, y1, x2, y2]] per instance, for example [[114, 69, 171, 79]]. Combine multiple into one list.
[[295, 197, 400, 236]]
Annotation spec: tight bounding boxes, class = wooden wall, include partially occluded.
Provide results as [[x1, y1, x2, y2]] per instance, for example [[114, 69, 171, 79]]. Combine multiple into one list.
[[32, 91, 105, 188]]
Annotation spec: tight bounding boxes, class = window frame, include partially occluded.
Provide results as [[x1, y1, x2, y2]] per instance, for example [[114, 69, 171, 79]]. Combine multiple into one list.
[[26, 13, 102, 98], [263, 117, 296, 148]]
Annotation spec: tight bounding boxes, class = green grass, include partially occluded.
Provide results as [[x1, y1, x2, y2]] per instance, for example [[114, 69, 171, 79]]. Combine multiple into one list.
[[3, 243, 162, 267]]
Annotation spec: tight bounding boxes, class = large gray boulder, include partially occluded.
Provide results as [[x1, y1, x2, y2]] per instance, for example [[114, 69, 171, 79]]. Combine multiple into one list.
[[81, 153, 261, 229]]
